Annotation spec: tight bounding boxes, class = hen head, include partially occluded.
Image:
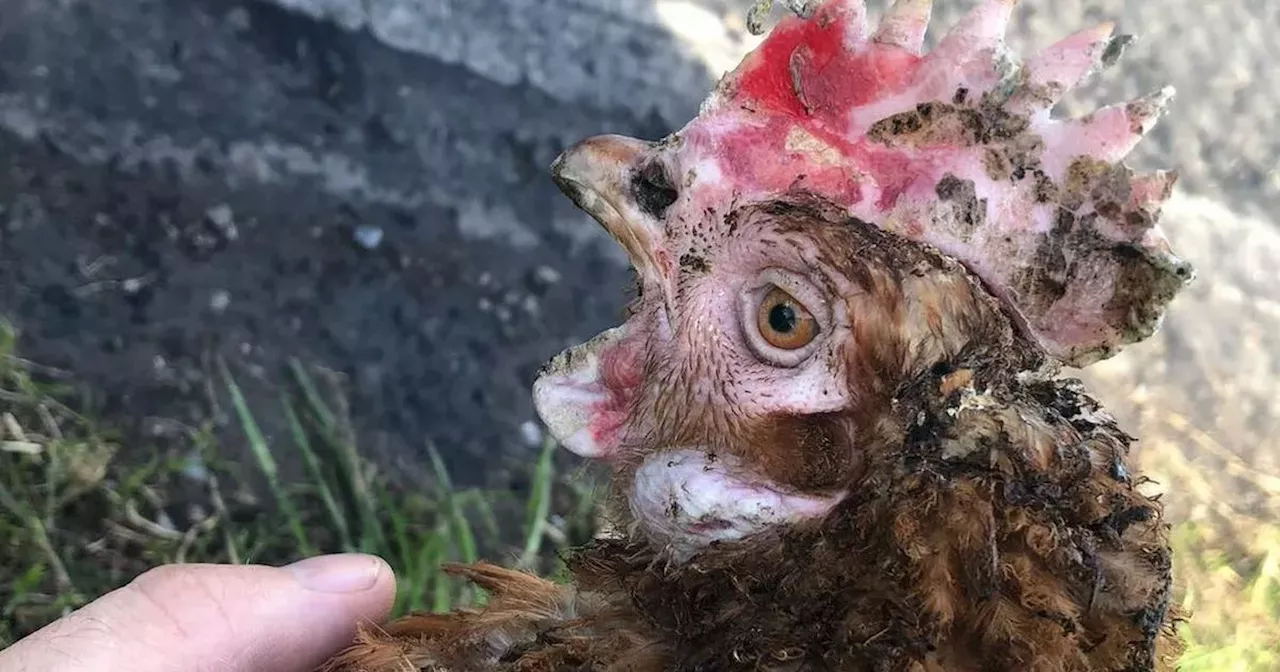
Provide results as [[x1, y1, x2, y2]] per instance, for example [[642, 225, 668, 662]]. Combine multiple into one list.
[[534, 0, 1192, 561]]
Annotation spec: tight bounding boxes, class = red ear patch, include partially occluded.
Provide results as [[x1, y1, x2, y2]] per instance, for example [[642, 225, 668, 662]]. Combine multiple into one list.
[[592, 337, 644, 448], [532, 325, 645, 459]]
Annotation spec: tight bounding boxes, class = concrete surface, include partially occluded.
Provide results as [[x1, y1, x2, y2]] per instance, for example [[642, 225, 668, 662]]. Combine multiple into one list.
[[0, 0, 1275, 515]]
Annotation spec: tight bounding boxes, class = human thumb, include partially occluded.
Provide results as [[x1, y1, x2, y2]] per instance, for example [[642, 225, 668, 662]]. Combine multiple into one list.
[[0, 554, 397, 672]]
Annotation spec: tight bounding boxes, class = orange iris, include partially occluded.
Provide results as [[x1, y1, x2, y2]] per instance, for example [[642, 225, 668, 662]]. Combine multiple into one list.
[[756, 286, 819, 350]]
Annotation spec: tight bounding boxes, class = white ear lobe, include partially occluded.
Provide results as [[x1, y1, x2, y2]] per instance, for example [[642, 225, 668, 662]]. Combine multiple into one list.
[[532, 324, 642, 459]]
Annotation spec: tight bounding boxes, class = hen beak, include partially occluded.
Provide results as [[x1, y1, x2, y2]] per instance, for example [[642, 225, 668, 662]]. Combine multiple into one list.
[[551, 135, 677, 324]]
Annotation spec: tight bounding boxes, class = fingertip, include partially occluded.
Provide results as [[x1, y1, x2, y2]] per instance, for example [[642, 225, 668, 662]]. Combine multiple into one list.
[[285, 553, 396, 599], [278, 553, 398, 668]]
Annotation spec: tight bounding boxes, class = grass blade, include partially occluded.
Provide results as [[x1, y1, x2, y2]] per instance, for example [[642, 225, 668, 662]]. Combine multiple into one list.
[[385, 495, 415, 570], [1249, 545, 1280, 612], [289, 361, 386, 552], [518, 437, 556, 569], [426, 443, 477, 563], [287, 358, 336, 434], [429, 527, 452, 613], [426, 442, 481, 606], [407, 533, 443, 614], [0, 472, 77, 596], [454, 489, 501, 540], [283, 399, 353, 552], [219, 358, 315, 558]]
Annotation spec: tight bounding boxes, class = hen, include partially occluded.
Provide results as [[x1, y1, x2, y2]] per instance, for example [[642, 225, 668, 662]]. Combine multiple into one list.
[[321, 0, 1193, 670]]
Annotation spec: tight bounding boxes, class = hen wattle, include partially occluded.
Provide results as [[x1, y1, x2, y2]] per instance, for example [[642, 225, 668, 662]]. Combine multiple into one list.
[[321, 0, 1191, 670]]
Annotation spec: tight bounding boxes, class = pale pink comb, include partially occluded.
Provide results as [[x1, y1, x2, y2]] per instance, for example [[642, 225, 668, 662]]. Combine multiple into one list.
[[552, 0, 1193, 367]]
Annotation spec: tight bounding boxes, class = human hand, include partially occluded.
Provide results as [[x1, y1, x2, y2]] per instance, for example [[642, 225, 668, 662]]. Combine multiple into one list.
[[0, 554, 395, 671]]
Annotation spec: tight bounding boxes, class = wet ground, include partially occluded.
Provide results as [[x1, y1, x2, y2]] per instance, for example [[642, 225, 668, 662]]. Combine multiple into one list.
[[0, 0, 1276, 514]]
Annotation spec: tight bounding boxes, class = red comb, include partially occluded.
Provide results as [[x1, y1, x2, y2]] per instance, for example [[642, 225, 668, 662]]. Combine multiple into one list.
[[659, 0, 1192, 365]]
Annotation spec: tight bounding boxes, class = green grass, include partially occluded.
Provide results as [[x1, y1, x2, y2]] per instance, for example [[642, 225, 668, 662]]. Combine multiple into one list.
[[0, 320, 591, 646], [0, 319, 1277, 670], [215, 356, 572, 614], [1134, 417, 1280, 671], [1173, 519, 1280, 672]]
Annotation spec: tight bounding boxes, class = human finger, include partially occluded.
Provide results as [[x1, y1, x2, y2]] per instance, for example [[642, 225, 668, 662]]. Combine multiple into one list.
[[0, 553, 396, 672]]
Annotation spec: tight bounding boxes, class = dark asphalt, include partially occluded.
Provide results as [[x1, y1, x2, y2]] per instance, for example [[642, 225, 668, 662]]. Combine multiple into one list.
[[0, 0, 711, 487]]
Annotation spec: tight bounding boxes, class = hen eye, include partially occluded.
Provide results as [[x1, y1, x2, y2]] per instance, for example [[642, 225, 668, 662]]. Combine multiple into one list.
[[739, 270, 830, 367], [756, 286, 819, 350]]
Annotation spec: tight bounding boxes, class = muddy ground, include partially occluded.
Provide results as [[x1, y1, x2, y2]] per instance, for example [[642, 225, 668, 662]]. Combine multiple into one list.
[[0, 0, 1276, 520]]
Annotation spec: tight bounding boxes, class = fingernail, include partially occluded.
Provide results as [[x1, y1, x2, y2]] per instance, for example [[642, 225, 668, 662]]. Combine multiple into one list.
[[285, 553, 385, 594]]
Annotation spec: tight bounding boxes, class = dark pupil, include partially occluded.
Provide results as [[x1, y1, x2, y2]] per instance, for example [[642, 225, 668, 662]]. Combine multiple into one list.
[[768, 303, 798, 333]]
